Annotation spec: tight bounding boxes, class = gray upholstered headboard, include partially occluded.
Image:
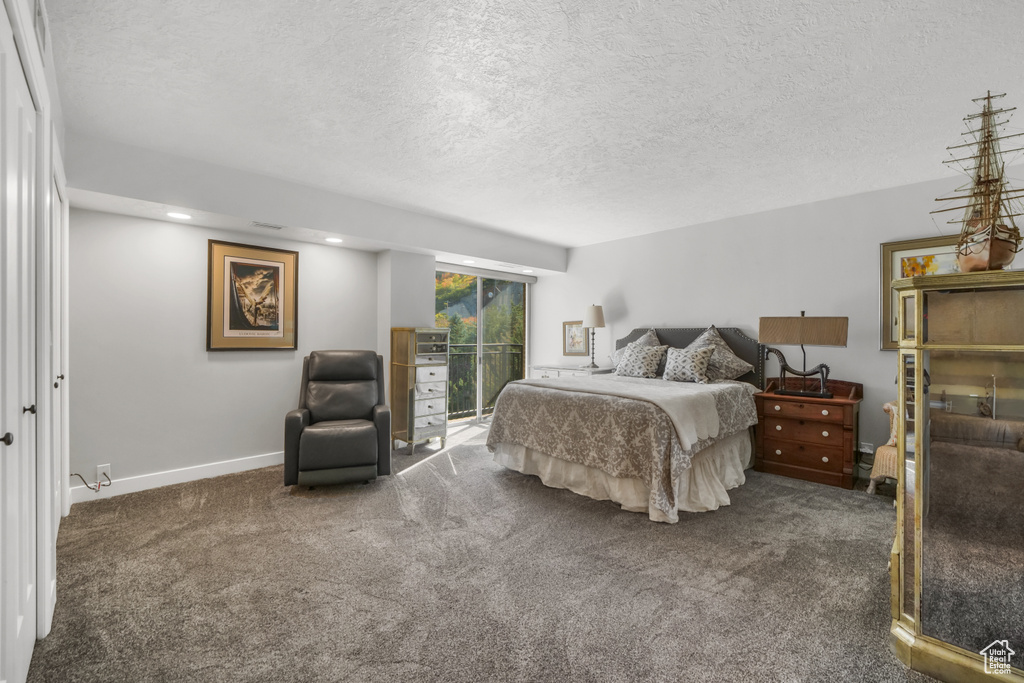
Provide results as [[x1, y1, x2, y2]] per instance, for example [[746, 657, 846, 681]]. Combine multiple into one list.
[[615, 327, 765, 389]]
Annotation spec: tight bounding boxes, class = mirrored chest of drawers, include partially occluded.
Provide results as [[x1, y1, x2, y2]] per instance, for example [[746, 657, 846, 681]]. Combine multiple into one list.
[[390, 327, 449, 453], [754, 379, 862, 489]]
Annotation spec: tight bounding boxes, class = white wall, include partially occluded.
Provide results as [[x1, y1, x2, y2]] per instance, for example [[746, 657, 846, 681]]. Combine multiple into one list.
[[69, 209, 378, 489], [376, 249, 438, 391], [531, 175, 963, 452]]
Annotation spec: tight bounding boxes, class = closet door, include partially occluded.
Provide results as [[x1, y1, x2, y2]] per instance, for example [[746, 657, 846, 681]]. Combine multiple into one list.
[[0, 13, 39, 683]]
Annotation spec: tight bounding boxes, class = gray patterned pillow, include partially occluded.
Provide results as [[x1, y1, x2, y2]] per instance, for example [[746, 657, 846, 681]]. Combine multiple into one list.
[[688, 326, 753, 381], [611, 329, 661, 369], [615, 344, 668, 378], [663, 345, 716, 383]]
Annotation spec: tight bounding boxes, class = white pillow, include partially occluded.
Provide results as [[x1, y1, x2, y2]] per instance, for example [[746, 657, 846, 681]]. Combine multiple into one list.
[[663, 345, 716, 383], [615, 344, 668, 379], [688, 326, 753, 381]]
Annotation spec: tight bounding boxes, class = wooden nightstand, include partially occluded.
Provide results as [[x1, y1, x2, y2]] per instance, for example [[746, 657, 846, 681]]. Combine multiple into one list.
[[754, 379, 862, 489]]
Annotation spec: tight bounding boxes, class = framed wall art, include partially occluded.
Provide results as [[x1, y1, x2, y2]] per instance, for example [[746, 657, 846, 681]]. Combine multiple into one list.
[[879, 235, 958, 350], [207, 240, 298, 350], [563, 320, 588, 356]]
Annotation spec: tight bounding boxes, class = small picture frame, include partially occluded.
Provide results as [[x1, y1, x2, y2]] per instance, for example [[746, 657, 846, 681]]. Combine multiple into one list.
[[879, 235, 958, 350], [563, 320, 588, 356], [207, 240, 299, 350]]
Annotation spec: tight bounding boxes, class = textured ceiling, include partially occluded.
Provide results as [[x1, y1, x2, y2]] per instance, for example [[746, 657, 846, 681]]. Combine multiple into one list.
[[47, 0, 1024, 248]]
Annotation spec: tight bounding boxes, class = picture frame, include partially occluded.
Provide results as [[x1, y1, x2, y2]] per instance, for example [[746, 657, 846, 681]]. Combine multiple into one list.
[[879, 235, 958, 350], [563, 320, 588, 356], [207, 240, 299, 351]]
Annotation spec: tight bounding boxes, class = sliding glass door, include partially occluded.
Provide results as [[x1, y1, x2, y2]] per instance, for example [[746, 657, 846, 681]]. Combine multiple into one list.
[[436, 271, 526, 421]]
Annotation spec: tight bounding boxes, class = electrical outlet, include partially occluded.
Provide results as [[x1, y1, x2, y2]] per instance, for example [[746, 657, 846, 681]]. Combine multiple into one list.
[[97, 463, 111, 483], [859, 442, 874, 454]]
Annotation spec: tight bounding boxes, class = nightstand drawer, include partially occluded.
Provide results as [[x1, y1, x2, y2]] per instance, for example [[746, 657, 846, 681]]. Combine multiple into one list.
[[413, 381, 446, 399], [414, 398, 445, 416], [416, 332, 448, 345], [764, 417, 843, 447], [413, 414, 447, 430], [763, 400, 843, 423], [763, 438, 843, 473], [415, 365, 447, 383]]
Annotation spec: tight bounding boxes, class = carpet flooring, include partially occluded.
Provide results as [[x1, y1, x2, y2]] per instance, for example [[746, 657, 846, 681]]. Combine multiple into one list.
[[29, 426, 934, 682]]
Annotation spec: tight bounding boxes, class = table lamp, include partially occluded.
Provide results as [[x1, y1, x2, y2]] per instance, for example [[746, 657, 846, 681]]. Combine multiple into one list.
[[758, 312, 848, 398], [581, 305, 605, 369]]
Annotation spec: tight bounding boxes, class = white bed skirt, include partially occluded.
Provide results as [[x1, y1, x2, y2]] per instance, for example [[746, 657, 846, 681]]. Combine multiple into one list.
[[492, 431, 751, 523]]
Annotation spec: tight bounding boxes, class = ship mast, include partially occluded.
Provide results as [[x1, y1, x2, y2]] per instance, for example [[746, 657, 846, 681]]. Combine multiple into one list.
[[968, 92, 999, 228]]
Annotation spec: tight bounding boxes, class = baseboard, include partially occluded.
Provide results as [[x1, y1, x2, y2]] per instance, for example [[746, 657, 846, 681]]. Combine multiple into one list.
[[70, 451, 284, 505]]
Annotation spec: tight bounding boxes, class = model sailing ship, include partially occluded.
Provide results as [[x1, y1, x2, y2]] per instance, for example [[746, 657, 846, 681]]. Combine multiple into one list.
[[932, 91, 1024, 272]]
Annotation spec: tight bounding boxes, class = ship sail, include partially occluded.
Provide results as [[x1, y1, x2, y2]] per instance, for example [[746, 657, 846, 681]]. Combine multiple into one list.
[[932, 91, 1024, 272]]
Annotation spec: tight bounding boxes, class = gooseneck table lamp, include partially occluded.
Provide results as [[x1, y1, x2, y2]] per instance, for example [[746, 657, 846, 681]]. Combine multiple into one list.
[[758, 312, 848, 398], [581, 305, 605, 369]]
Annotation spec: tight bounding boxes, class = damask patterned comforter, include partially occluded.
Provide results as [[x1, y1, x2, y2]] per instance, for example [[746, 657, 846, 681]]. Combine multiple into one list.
[[486, 375, 758, 516]]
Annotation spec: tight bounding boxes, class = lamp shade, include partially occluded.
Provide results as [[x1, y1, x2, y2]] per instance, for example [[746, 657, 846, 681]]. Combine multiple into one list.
[[758, 316, 848, 347], [582, 305, 605, 329]]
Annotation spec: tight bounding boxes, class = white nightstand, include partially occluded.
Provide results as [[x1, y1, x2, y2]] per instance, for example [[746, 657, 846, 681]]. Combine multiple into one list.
[[530, 365, 615, 379]]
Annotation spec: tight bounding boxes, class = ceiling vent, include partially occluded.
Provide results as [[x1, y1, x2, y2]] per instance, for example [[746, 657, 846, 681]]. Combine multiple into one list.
[[250, 221, 285, 231]]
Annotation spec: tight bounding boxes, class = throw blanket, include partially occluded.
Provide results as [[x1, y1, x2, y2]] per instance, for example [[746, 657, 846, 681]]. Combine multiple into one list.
[[486, 376, 757, 518]]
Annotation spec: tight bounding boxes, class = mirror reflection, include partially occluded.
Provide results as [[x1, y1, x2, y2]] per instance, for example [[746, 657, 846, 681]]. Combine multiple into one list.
[[919, 350, 1024, 654]]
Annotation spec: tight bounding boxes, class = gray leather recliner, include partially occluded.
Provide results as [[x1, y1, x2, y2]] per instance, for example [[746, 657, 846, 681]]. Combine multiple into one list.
[[284, 350, 391, 486]]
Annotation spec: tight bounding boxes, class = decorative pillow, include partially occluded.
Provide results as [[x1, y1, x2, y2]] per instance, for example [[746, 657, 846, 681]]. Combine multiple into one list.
[[687, 326, 753, 381], [615, 344, 668, 379], [611, 329, 661, 369], [662, 345, 716, 383]]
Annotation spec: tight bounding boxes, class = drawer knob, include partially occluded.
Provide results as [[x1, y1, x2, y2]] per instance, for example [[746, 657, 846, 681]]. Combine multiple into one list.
[[428, 388, 435, 392], [821, 409, 829, 416], [775, 449, 782, 455], [822, 456, 829, 463], [822, 430, 829, 437], [775, 425, 782, 431], [429, 371, 436, 376], [773, 405, 781, 411]]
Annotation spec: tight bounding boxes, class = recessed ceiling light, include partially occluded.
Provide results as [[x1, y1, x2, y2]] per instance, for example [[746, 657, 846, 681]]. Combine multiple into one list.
[[325, 237, 343, 243], [463, 260, 475, 264], [167, 212, 191, 220], [522, 269, 533, 273]]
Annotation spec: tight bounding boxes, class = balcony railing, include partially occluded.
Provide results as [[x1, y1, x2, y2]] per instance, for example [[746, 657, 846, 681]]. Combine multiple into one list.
[[448, 343, 524, 420]]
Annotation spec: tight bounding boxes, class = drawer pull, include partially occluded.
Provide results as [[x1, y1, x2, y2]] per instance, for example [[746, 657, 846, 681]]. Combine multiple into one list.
[[822, 430, 829, 437], [821, 409, 829, 416], [775, 449, 782, 456], [775, 425, 782, 431], [822, 456, 829, 463], [773, 405, 781, 411]]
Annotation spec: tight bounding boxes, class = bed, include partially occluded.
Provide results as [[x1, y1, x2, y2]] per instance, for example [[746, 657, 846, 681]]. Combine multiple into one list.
[[486, 327, 764, 523]]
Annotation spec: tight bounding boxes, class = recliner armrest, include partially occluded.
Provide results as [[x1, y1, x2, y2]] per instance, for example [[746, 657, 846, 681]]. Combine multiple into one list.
[[284, 408, 310, 486], [374, 404, 392, 476]]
